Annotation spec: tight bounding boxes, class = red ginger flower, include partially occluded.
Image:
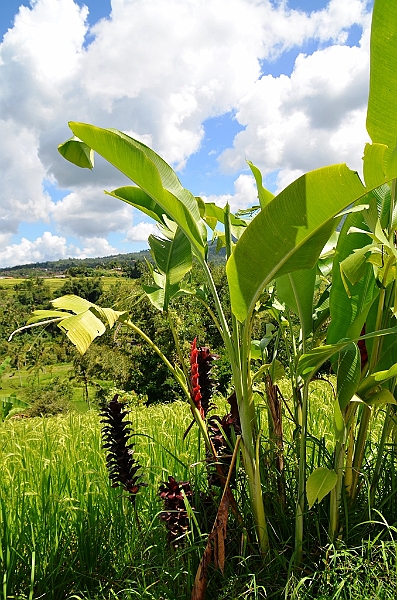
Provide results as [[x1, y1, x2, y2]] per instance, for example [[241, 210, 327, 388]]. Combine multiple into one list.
[[190, 338, 218, 418]]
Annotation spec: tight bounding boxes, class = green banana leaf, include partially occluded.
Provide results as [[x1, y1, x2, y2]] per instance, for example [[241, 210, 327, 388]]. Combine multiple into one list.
[[227, 164, 365, 323], [59, 123, 207, 258], [366, 0, 397, 148]]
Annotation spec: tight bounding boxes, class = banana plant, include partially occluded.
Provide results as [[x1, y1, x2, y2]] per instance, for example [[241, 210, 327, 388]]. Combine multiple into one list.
[[15, 0, 397, 566]]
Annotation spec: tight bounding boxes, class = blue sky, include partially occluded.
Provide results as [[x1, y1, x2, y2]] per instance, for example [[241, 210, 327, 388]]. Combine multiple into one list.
[[0, 0, 373, 267]]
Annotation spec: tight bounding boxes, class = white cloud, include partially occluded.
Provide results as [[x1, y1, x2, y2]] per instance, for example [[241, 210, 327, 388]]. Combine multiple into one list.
[[203, 174, 258, 213], [0, 232, 69, 268], [125, 222, 159, 242], [0, 0, 373, 263], [219, 40, 371, 191], [51, 187, 133, 237], [0, 232, 118, 268]]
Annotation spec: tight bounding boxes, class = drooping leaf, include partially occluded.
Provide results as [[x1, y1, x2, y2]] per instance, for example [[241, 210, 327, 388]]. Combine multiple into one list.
[[107, 186, 166, 224], [57, 136, 94, 169], [227, 164, 365, 323], [60, 123, 207, 257], [247, 160, 275, 209], [57, 311, 106, 355], [306, 467, 337, 509]]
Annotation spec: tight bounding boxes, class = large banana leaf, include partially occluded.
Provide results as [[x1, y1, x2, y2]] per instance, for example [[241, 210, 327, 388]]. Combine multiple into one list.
[[276, 267, 316, 342], [26, 295, 124, 354], [366, 0, 397, 148], [227, 164, 365, 323], [327, 209, 378, 345], [59, 123, 207, 258], [107, 186, 166, 224], [146, 224, 192, 310]]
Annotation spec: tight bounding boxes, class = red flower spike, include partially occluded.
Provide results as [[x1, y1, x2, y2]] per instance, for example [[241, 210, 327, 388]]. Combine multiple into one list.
[[190, 338, 218, 418]]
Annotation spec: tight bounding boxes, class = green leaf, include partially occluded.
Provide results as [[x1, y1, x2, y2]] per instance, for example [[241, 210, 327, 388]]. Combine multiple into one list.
[[299, 325, 397, 379], [226, 164, 364, 323], [362, 143, 390, 188], [107, 186, 165, 224], [58, 311, 106, 355], [306, 467, 337, 509], [327, 208, 377, 346], [58, 137, 94, 169], [334, 400, 346, 443], [276, 267, 316, 340], [61, 123, 206, 258], [366, 0, 397, 148], [337, 343, 361, 411], [247, 160, 274, 209], [365, 388, 397, 406], [147, 224, 192, 310]]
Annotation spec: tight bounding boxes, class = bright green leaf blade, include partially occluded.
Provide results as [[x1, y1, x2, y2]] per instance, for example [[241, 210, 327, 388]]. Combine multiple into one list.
[[57, 137, 94, 169], [65, 123, 206, 257], [57, 311, 106, 354], [276, 267, 316, 340], [365, 388, 397, 406], [337, 343, 361, 411], [149, 227, 192, 286], [227, 164, 364, 323], [107, 187, 165, 224], [366, 0, 397, 147], [306, 467, 337, 509], [327, 209, 377, 346], [247, 160, 274, 209], [363, 143, 390, 188]]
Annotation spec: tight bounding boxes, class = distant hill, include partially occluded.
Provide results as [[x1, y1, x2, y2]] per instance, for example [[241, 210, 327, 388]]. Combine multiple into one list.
[[0, 243, 226, 278]]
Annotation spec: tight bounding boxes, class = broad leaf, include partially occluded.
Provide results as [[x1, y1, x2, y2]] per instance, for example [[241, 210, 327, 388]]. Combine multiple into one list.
[[366, 0, 397, 148], [327, 209, 377, 346], [306, 467, 337, 509], [57, 136, 94, 169], [107, 186, 166, 224], [59, 123, 206, 257], [226, 164, 365, 323], [276, 267, 316, 341], [58, 311, 106, 355], [336, 343, 361, 411]]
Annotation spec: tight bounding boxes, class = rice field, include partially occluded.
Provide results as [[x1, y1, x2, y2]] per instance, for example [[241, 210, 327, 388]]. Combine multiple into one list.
[[1, 383, 397, 599]]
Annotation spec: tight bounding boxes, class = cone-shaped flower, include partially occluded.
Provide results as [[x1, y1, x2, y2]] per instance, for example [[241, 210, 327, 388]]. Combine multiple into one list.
[[100, 395, 146, 504]]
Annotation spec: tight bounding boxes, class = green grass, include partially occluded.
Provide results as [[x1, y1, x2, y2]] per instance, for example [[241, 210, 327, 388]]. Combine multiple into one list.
[[0, 275, 122, 296], [1, 385, 397, 599]]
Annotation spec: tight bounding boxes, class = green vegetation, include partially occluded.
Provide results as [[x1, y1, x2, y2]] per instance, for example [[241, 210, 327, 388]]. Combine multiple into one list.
[[2, 389, 397, 599], [3, 0, 397, 598]]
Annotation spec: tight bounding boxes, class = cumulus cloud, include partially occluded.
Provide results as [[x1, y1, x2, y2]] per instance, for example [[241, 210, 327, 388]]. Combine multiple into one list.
[[125, 222, 159, 242], [219, 40, 371, 192], [0, 0, 373, 263], [51, 187, 133, 237], [0, 232, 69, 268], [0, 232, 118, 269], [203, 174, 258, 213]]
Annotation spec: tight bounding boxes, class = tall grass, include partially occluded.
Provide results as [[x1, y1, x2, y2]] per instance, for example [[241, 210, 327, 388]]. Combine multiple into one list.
[[1, 387, 397, 599]]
